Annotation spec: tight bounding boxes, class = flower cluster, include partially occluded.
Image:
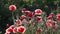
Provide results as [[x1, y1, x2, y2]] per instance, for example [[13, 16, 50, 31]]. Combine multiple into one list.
[[5, 25, 26, 34], [5, 5, 60, 34]]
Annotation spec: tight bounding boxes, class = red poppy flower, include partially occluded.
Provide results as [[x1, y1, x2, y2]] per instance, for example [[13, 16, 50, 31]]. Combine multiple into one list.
[[52, 21, 57, 29], [36, 16, 42, 22], [49, 13, 54, 16], [21, 8, 27, 12], [13, 28, 17, 33], [24, 11, 30, 15], [17, 26, 26, 33], [9, 25, 15, 30], [45, 19, 53, 27], [48, 13, 54, 19], [27, 12, 34, 18], [6, 28, 12, 33], [20, 15, 26, 19], [56, 14, 60, 20], [35, 9, 42, 15], [16, 19, 22, 26], [9, 5, 16, 11], [24, 11, 34, 18]]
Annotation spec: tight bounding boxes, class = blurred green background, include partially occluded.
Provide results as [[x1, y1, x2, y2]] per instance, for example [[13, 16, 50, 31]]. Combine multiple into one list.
[[0, 0, 60, 34]]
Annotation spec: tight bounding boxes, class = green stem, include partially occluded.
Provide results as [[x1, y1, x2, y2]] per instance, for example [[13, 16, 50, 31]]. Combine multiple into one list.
[[12, 12, 15, 24], [16, 10, 19, 19]]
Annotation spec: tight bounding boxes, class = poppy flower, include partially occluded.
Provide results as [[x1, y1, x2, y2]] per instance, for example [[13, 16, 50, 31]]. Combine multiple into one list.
[[6, 28, 12, 33], [9, 25, 15, 30], [21, 8, 27, 12], [48, 13, 54, 19], [17, 26, 26, 33], [16, 19, 22, 26], [9, 5, 16, 11], [36, 16, 42, 22], [56, 14, 60, 20], [20, 15, 26, 19], [13, 28, 17, 33], [35, 9, 42, 15]]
